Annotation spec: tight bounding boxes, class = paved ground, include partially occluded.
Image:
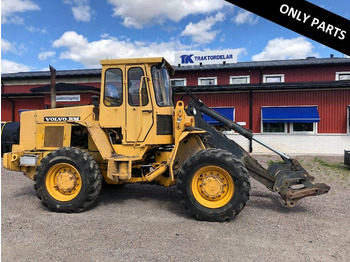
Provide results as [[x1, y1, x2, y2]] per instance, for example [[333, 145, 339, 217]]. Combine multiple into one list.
[[2, 156, 350, 262]]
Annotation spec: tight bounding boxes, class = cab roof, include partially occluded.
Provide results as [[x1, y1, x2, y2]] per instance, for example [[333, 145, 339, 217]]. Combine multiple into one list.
[[100, 57, 174, 75], [101, 57, 166, 66]]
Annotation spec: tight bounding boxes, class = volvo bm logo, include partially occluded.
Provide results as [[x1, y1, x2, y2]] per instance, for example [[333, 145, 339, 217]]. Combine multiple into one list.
[[44, 116, 80, 122], [180, 54, 194, 64]]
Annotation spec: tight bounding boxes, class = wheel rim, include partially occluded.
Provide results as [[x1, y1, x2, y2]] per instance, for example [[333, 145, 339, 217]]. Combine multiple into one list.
[[191, 165, 234, 209], [45, 163, 82, 202]]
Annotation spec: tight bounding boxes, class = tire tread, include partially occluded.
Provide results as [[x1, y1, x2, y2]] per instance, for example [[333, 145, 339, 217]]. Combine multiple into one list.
[[176, 148, 250, 221], [34, 147, 102, 213]]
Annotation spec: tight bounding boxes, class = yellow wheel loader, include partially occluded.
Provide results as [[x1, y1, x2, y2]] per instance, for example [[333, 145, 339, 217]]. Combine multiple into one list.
[[3, 57, 330, 221]]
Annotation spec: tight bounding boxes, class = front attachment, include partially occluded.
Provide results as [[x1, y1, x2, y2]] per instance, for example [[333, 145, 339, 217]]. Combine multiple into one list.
[[268, 159, 330, 207]]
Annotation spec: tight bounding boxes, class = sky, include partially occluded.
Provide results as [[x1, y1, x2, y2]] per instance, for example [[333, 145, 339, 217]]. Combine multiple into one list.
[[1, 0, 349, 74]]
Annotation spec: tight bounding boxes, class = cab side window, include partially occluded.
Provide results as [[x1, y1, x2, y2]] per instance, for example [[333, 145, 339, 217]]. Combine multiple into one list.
[[104, 68, 123, 107], [128, 67, 148, 106]]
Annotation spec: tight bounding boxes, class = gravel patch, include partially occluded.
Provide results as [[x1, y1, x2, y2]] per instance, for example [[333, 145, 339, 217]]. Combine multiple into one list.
[[2, 156, 349, 262]]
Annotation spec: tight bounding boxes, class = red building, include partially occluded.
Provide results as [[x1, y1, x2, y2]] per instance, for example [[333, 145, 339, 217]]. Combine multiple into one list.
[[172, 57, 350, 134], [2, 57, 350, 154]]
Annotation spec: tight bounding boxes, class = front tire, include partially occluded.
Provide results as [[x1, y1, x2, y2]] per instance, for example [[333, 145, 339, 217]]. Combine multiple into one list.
[[176, 148, 250, 221], [34, 147, 102, 213]]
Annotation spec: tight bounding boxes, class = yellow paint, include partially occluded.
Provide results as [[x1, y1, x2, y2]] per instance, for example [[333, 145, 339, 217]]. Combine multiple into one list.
[[145, 163, 167, 182], [3, 152, 20, 172], [166, 101, 206, 180], [16, 106, 95, 151], [99, 58, 174, 146], [17, 110, 37, 151], [35, 123, 72, 150], [45, 163, 82, 202], [3, 151, 45, 180], [100, 57, 167, 66], [1, 122, 7, 134], [191, 165, 234, 209], [112, 144, 148, 158], [79, 121, 115, 159], [3, 57, 209, 191], [154, 151, 171, 165]]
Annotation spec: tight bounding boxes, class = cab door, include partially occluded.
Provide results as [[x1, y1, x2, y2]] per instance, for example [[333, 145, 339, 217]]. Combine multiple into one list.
[[99, 67, 125, 128], [125, 66, 154, 143]]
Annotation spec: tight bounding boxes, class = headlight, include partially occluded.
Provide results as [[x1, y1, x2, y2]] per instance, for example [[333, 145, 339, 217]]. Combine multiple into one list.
[[190, 108, 197, 115]]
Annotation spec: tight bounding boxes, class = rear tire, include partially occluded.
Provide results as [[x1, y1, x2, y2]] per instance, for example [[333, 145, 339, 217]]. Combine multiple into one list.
[[34, 147, 102, 213], [176, 148, 250, 221]]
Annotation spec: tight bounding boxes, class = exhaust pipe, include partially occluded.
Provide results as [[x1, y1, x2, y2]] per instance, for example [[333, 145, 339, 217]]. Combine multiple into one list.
[[49, 65, 56, 109]]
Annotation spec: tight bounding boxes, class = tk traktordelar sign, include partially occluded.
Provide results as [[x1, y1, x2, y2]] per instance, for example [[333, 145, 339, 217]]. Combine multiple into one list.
[[175, 50, 238, 66]]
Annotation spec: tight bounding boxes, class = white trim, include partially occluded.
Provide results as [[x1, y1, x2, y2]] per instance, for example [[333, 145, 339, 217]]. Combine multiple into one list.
[[263, 74, 285, 83], [335, 71, 350, 81], [171, 78, 187, 87], [198, 77, 217, 86], [261, 122, 287, 134], [230, 75, 250, 84], [291, 122, 317, 134]]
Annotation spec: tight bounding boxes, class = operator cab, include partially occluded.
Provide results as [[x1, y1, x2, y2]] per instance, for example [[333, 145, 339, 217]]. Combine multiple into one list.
[[99, 57, 174, 146]]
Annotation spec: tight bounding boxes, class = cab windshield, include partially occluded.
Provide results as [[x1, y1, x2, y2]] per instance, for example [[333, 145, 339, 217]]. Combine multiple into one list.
[[151, 65, 173, 107]]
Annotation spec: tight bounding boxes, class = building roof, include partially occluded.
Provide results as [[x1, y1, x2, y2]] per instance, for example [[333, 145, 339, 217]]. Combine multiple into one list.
[[178, 80, 350, 93], [2, 57, 350, 80], [175, 57, 350, 71], [1, 69, 101, 80]]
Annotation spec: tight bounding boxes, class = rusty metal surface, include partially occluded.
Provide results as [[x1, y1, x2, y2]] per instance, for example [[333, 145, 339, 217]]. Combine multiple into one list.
[[281, 183, 331, 207], [268, 159, 331, 207]]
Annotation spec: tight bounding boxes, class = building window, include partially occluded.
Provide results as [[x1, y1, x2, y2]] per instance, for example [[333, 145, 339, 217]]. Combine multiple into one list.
[[263, 122, 317, 134], [171, 78, 187, 87], [261, 106, 320, 134], [336, 72, 350, 81], [291, 122, 317, 133], [198, 77, 217, 86], [263, 123, 286, 133], [230, 76, 250, 84], [263, 74, 285, 83]]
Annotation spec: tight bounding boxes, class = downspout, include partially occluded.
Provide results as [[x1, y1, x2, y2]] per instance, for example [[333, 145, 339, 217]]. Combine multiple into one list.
[[249, 87, 253, 153], [249, 66, 264, 153]]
